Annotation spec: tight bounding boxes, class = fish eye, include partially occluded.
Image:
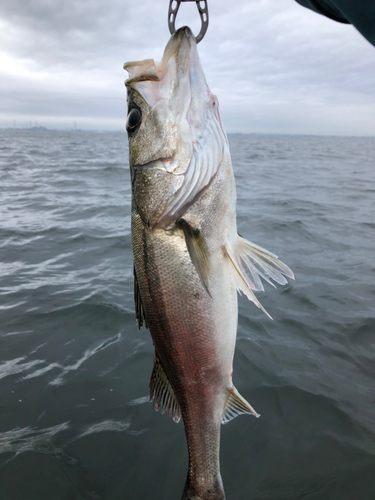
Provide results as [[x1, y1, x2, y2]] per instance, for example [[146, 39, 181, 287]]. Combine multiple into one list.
[[126, 108, 142, 131]]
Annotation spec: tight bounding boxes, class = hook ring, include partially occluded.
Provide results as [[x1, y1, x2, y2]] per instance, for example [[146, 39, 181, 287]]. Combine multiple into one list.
[[168, 0, 209, 43]]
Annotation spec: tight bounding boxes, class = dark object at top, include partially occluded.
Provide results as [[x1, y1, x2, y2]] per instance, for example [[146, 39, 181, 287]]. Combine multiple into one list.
[[295, 0, 375, 46], [168, 0, 209, 43]]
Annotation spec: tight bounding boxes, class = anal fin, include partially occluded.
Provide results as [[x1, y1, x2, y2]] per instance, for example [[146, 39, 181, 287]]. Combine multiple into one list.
[[149, 351, 181, 423], [222, 386, 260, 424]]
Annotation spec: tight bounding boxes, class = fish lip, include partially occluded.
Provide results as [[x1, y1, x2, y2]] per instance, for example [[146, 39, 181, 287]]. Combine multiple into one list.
[[165, 25, 195, 56], [173, 25, 194, 39]]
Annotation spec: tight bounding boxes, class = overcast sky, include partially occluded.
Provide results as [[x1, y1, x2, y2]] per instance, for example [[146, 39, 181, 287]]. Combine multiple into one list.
[[1, 0, 374, 135]]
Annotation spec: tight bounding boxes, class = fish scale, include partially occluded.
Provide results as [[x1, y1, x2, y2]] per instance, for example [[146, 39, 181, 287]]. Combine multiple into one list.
[[131, 159, 236, 499]]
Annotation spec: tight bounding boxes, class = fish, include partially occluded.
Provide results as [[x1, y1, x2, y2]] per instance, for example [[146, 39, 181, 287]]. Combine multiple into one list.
[[123, 26, 294, 500]]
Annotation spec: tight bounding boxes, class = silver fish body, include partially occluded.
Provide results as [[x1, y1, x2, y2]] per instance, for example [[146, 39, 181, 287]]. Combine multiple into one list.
[[124, 27, 293, 500]]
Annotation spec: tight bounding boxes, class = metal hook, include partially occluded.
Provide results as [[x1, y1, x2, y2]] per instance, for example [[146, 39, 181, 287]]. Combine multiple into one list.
[[168, 0, 209, 43]]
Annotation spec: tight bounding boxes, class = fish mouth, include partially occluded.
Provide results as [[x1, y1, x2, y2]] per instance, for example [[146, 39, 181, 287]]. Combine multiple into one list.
[[169, 25, 195, 46], [124, 25, 195, 75], [123, 25, 202, 108], [164, 25, 195, 58]]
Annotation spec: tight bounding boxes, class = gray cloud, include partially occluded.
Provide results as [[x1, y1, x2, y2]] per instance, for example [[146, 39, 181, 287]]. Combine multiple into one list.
[[1, 0, 374, 134]]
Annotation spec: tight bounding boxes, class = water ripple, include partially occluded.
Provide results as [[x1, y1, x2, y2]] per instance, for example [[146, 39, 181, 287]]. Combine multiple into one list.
[[77, 419, 132, 439], [0, 358, 44, 380], [19, 333, 122, 386], [0, 422, 70, 455]]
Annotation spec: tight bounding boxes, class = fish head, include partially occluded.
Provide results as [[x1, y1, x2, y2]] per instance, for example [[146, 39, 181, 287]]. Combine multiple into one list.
[[124, 26, 227, 228]]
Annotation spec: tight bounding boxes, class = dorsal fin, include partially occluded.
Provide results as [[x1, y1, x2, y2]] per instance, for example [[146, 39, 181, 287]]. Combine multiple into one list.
[[134, 265, 148, 329], [149, 351, 181, 423], [222, 387, 260, 424]]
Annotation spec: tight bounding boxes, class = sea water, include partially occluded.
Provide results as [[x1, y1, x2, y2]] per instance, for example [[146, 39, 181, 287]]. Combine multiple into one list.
[[0, 129, 374, 499]]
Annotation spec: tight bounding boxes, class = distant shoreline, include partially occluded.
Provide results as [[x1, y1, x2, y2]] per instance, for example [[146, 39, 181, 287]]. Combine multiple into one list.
[[0, 127, 374, 138]]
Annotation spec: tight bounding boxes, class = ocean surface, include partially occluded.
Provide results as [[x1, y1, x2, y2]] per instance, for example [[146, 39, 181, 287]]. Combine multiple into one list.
[[0, 128, 374, 500]]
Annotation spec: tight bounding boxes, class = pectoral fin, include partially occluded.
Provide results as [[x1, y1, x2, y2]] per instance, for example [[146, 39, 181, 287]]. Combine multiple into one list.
[[222, 386, 260, 424], [225, 234, 294, 319], [150, 351, 181, 423], [178, 219, 211, 297]]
